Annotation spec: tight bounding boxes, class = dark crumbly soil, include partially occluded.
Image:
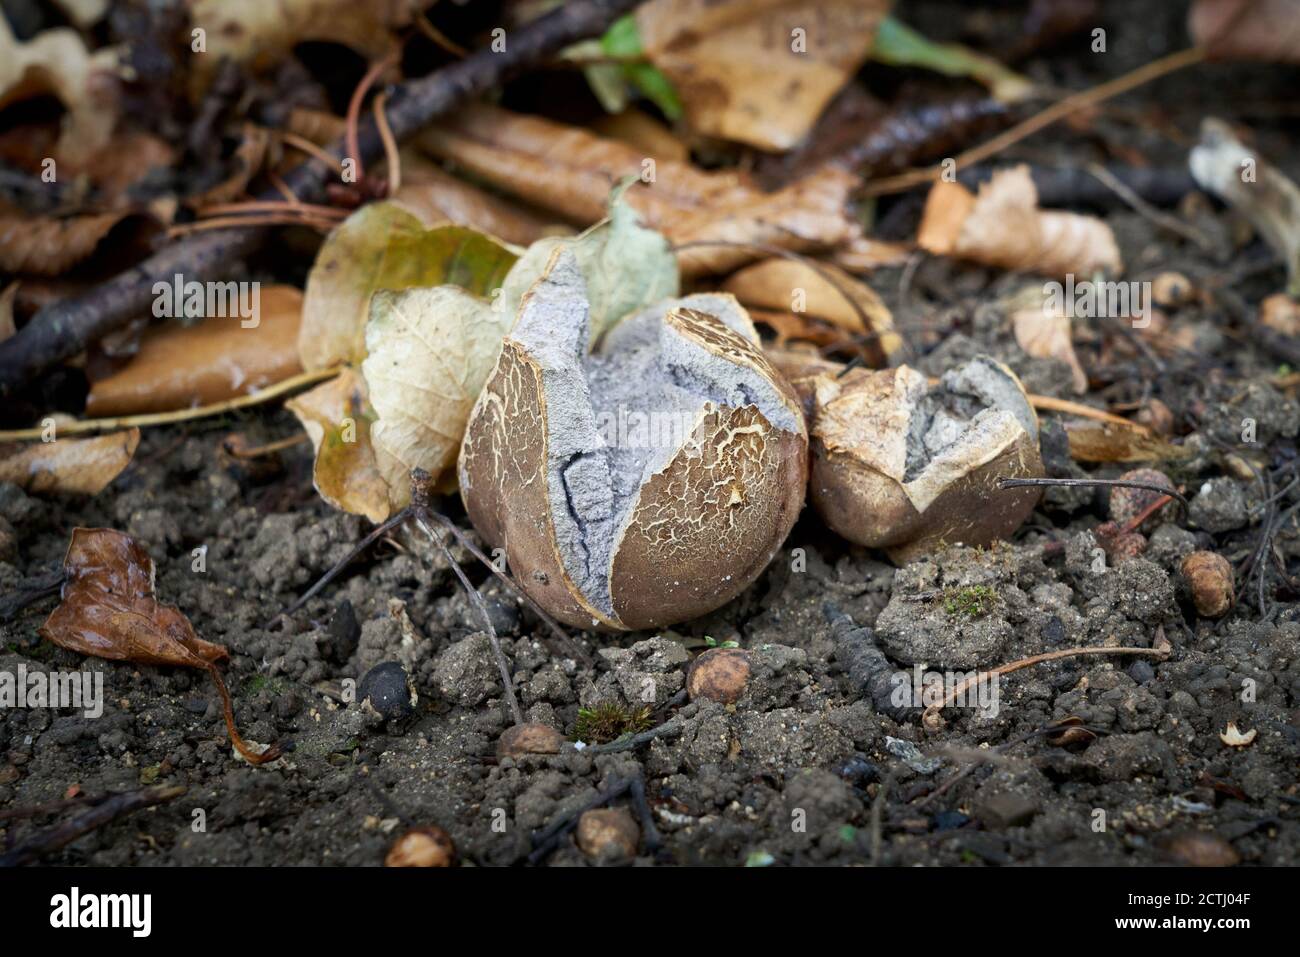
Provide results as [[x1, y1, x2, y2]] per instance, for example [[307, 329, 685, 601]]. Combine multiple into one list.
[[3, 1, 1300, 867]]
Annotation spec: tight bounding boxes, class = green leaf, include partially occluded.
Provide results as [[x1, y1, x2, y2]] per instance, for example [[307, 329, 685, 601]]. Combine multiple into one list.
[[592, 14, 683, 120], [300, 202, 518, 369], [499, 179, 679, 346], [872, 15, 1033, 103]]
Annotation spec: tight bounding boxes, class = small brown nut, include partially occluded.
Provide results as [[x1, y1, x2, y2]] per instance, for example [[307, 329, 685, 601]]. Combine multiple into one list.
[[460, 249, 807, 631], [497, 722, 565, 758], [576, 808, 639, 861], [687, 647, 752, 704], [385, 826, 456, 867], [1181, 550, 1234, 618], [1108, 468, 1176, 528], [1151, 271, 1195, 308], [807, 356, 1044, 563]]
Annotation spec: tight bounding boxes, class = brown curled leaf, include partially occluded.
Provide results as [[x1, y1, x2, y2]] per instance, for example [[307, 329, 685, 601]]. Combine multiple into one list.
[[40, 528, 280, 765], [918, 165, 1122, 279], [0, 210, 130, 276], [0, 428, 139, 496]]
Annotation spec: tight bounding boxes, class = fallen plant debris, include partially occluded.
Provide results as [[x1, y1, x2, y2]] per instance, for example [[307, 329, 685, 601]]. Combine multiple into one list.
[[0, 0, 1298, 885], [39, 528, 281, 765], [918, 164, 1122, 278]]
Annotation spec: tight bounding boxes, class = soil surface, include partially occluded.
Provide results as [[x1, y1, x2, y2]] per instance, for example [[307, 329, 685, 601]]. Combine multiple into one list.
[[3, 0, 1299, 866]]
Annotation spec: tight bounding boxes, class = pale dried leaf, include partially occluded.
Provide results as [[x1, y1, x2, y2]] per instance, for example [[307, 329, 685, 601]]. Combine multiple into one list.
[[1190, 119, 1300, 296], [1260, 293, 1300, 336], [86, 285, 303, 416], [0, 18, 120, 163], [299, 203, 518, 369], [1219, 722, 1257, 747], [918, 165, 1122, 278], [287, 368, 392, 523], [722, 257, 900, 363], [0, 429, 139, 495], [1065, 423, 1191, 463], [1009, 288, 1087, 394], [636, 0, 890, 150], [362, 286, 510, 502], [0, 210, 128, 276], [187, 0, 409, 92]]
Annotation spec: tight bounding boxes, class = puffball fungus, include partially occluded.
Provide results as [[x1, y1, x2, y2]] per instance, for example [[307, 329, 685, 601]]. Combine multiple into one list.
[[805, 356, 1045, 562], [459, 248, 807, 631]]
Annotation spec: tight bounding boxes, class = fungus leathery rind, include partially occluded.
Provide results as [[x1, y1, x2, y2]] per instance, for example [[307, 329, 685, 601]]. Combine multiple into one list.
[[459, 247, 807, 631], [809, 356, 1044, 563]]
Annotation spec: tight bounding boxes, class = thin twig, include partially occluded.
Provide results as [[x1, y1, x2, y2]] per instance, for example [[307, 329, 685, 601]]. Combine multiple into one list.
[[863, 47, 1207, 196], [922, 639, 1172, 729], [0, 786, 186, 867], [0, 367, 341, 442], [998, 476, 1188, 511], [414, 513, 523, 726], [1085, 162, 1213, 251]]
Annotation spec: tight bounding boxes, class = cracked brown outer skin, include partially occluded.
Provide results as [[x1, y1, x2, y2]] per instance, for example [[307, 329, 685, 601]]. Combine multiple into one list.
[[459, 339, 620, 631], [610, 308, 808, 629], [459, 307, 808, 632], [808, 366, 1043, 564]]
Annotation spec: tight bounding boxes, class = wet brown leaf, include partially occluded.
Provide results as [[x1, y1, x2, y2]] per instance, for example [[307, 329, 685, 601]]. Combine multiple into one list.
[[85, 285, 303, 416], [40, 528, 279, 765], [0, 429, 139, 496], [636, 0, 891, 150], [918, 165, 1122, 278]]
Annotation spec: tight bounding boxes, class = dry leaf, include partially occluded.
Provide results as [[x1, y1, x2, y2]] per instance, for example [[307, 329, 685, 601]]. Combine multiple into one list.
[[361, 285, 511, 507], [1190, 119, 1300, 297], [390, 153, 551, 248], [0, 210, 131, 276], [1219, 722, 1257, 747], [299, 205, 518, 370], [635, 0, 890, 150], [40, 527, 279, 765], [1009, 287, 1088, 394], [722, 257, 900, 364], [186, 0, 409, 93], [1190, 0, 1300, 62], [0, 18, 120, 163], [1065, 423, 1191, 463], [591, 110, 690, 164], [85, 285, 304, 416], [918, 165, 1122, 279], [0, 429, 139, 495], [286, 368, 392, 523], [1260, 293, 1300, 336], [496, 180, 679, 348], [416, 104, 863, 277], [188, 124, 271, 208], [0, 282, 16, 344]]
